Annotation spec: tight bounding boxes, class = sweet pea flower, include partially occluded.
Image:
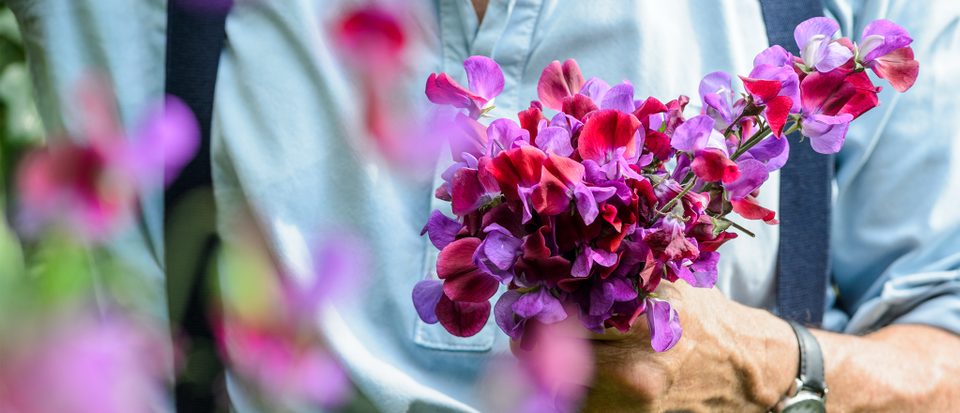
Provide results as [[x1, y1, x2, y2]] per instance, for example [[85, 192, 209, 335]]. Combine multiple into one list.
[[672, 115, 750, 185], [535, 112, 582, 157], [856, 19, 919, 92], [333, 5, 407, 72], [486, 145, 548, 222], [17, 94, 198, 240], [414, 237, 497, 337], [426, 56, 504, 117], [798, 68, 879, 154], [222, 323, 351, 408], [739, 74, 795, 137], [532, 154, 617, 225], [537, 59, 586, 111], [699, 71, 743, 130], [474, 223, 523, 283], [645, 298, 683, 352], [577, 109, 644, 179], [794, 17, 854, 72]]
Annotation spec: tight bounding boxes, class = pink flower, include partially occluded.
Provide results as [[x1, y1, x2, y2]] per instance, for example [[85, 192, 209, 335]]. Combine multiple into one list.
[[16, 91, 198, 240], [537, 59, 586, 111]]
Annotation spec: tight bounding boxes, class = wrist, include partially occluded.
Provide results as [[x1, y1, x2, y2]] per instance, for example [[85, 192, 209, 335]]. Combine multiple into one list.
[[730, 307, 799, 408]]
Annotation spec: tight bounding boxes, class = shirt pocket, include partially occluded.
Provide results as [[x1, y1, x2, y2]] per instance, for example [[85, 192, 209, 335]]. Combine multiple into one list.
[[412, 245, 496, 352]]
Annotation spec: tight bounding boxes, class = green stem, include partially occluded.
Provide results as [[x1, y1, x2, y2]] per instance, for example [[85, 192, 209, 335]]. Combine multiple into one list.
[[730, 126, 772, 160], [725, 218, 756, 237], [656, 175, 697, 216]]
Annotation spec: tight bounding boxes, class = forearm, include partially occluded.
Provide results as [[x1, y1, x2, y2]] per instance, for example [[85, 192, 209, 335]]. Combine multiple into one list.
[[809, 324, 960, 412]]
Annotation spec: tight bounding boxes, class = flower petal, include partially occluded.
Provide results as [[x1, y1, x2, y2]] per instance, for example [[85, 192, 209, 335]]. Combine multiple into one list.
[[537, 59, 585, 110], [436, 294, 491, 337], [534, 126, 573, 156], [421, 209, 462, 250], [425, 72, 482, 108], [578, 109, 641, 163], [599, 82, 635, 113], [464, 55, 505, 101], [670, 114, 714, 152], [869, 46, 919, 93], [130, 96, 200, 186], [412, 279, 444, 324], [802, 113, 852, 154], [437, 237, 482, 279], [691, 148, 740, 183], [494, 290, 525, 340], [859, 19, 913, 64], [646, 298, 682, 352], [725, 159, 769, 200]]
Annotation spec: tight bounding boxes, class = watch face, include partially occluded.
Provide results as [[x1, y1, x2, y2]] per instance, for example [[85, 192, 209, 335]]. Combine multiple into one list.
[[783, 398, 826, 413]]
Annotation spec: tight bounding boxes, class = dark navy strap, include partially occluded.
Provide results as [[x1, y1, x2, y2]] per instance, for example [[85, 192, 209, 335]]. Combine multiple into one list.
[[164, 2, 231, 410], [164, 2, 229, 206], [759, 0, 831, 326]]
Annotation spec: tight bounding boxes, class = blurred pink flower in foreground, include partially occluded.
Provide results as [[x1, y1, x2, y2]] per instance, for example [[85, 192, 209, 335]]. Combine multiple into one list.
[[332, 3, 450, 173], [480, 316, 594, 413], [0, 315, 170, 413], [16, 81, 198, 240], [217, 231, 369, 409]]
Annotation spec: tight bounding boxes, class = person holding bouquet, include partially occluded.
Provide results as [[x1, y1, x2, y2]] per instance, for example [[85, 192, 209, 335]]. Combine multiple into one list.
[[5, 0, 959, 411]]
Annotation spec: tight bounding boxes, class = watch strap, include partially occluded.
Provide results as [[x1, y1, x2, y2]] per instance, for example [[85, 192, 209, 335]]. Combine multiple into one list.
[[788, 321, 826, 395]]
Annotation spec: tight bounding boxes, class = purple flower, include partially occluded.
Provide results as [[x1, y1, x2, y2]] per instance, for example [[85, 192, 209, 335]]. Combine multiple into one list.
[[857, 19, 913, 64], [800, 113, 853, 154], [645, 298, 683, 352], [426, 56, 504, 117], [474, 224, 523, 283], [420, 209, 462, 250], [494, 288, 568, 341], [571, 245, 619, 278], [412, 279, 445, 324], [724, 158, 769, 201], [599, 82, 636, 113], [0, 316, 170, 413], [794, 17, 853, 72], [671, 251, 720, 288], [699, 72, 741, 129]]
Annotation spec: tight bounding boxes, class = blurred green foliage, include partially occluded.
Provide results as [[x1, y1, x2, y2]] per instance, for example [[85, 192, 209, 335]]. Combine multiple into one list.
[[0, 5, 41, 275], [0, 5, 43, 208]]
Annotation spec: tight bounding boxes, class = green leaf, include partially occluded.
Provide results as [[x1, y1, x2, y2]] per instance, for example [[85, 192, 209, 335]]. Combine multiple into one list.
[[710, 216, 733, 238]]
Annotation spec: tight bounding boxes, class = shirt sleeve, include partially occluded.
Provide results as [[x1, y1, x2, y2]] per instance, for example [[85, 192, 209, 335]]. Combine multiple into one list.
[[824, 0, 960, 335], [7, 0, 169, 321]]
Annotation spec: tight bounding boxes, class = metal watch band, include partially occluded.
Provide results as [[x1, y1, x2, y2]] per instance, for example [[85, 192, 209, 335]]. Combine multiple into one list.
[[788, 321, 826, 395]]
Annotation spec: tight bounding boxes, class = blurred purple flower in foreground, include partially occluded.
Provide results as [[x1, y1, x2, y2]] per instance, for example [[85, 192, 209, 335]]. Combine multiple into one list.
[[0, 315, 169, 413], [16, 81, 198, 240]]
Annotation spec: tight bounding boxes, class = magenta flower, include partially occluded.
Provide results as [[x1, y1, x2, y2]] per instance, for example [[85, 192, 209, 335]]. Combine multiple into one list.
[[794, 17, 854, 72], [426, 56, 504, 117], [798, 68, 879, 153], [333, 5, 407, 71], [856, 19, 919, 92], [17, 95, 198, 240]]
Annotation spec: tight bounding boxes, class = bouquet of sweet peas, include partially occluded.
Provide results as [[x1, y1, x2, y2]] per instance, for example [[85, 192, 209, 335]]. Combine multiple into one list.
[[412, 17, 918, 351]]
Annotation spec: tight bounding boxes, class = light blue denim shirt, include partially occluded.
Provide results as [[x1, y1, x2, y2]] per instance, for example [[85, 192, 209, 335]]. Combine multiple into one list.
[[9, 0, 960, 412]]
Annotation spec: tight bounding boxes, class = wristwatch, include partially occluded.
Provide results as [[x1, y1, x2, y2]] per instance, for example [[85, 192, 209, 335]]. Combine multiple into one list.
[[775, 321, 828, 413]]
